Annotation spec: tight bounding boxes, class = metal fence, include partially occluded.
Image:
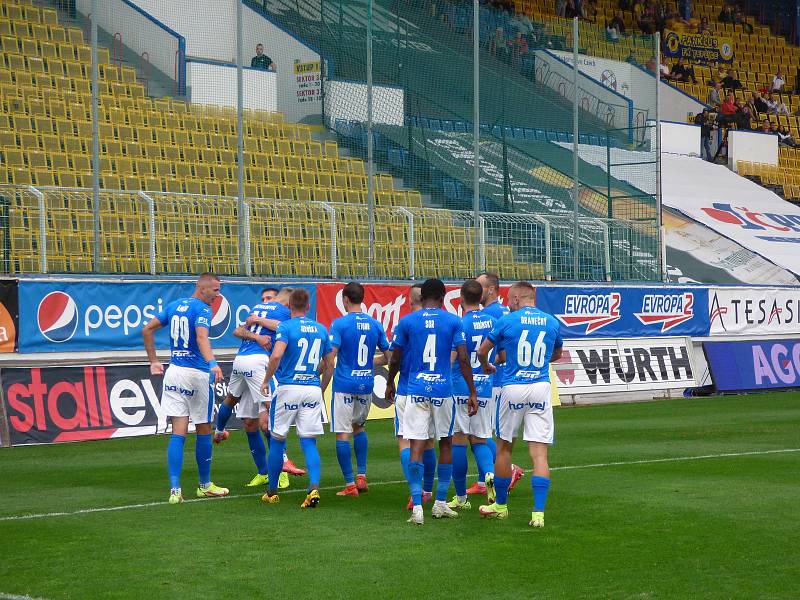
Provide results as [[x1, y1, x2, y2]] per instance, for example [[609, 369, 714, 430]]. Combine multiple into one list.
[[0, 184, 655, 281], [1, 0, 663, 282]]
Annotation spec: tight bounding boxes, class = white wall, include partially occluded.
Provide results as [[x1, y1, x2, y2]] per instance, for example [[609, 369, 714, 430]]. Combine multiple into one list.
[[128, 0, 323, 122], [728, 130, 779, 170], [186, 61, 277, 111], [76, 0, 183, 89], [661, 121, 701, 156], [324, 81, 405, 126], [129, 0, 236, 61]]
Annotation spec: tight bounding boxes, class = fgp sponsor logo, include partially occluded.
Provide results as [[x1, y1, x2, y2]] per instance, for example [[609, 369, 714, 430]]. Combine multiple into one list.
[[555, 293, 621, 334], [634, 292, 694, 332], [209, 295, 231, 339], [4, 366, 168, 443], [701, 203, 800, 242], [37, 291, 79, 342]]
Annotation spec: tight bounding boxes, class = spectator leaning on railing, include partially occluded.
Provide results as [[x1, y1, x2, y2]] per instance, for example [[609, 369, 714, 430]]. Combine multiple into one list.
[[251, 43, 276, 71]]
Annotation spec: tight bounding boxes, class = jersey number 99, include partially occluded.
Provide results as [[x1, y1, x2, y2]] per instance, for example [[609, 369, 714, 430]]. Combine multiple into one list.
[[170, 315, 190, 349]]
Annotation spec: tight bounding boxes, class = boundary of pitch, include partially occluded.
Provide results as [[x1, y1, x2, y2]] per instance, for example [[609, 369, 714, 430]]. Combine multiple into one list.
[[2, 447, 798, 524]]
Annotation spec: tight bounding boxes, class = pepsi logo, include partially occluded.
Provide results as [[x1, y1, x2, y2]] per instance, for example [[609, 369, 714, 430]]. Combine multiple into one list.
[[209, 295, 231, 339], [37, 291, 78, 343]]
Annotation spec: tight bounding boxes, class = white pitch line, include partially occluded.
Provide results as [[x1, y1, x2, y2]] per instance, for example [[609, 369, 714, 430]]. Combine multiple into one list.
[[2, 447, 798, 523], [0, 593, 50, 600]]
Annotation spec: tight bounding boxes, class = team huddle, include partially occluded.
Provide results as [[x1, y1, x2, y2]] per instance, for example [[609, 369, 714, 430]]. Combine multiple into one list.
[[142, 272, 562, 527]]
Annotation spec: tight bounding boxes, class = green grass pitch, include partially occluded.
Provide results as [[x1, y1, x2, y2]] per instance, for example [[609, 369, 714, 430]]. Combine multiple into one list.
[[1, 393, 799, 599]]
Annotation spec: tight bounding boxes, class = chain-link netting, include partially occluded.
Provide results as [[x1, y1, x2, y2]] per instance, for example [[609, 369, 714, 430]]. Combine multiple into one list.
[[1, 0, 662, 281]]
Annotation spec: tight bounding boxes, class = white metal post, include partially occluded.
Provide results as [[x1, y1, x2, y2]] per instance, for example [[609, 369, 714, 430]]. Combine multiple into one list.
[[91, 0, 100, 272], [366, 0, 375, 278], [139, 191, 156, 275], [472, 0, 480, 268], [572, 17, 580, 280], [29, 186, 46, 273]]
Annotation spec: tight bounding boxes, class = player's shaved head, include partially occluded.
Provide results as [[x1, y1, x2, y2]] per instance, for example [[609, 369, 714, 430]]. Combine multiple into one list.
[[409, 283, 423, 311], [342, 281, 365, 305], [507, 281, 535, 311], [276, 287, 293, 305], [476, 272, 500, 305], [194, 272, 220, 305], [460, 279, 483, 307], [420, 278, 446, 303], [289, 288, 310, 312]]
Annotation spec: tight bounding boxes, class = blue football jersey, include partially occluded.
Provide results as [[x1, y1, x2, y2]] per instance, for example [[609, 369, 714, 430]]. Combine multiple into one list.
[[157, 297, 212, 371], [274, 316, 332, 386], [488, 306, 562, 386], [392, 308, 466, 398], [237, 301, 290, 356], [482, 300, 510, 387], [330, 312, 390, 394], [389, 337, 411, 396], [452, 310, 496, 398]]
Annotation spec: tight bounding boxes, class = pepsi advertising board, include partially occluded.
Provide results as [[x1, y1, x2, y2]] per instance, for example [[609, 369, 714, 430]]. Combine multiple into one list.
[[704, 339, 800, 392], [1, 362, 243, 445], [18, 280, 316, 353], [535, 287, 710, 338]]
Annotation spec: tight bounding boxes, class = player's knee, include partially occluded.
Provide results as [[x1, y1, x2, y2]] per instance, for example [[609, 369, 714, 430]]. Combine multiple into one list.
[[270, 432, 287, 442], [224, 394, 239, 406], [243, 418, 260, 432]]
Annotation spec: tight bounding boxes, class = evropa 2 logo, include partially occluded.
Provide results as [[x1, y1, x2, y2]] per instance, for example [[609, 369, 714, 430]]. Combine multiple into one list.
[[634, 292, 694, 332], [554, 293, 621, 334]]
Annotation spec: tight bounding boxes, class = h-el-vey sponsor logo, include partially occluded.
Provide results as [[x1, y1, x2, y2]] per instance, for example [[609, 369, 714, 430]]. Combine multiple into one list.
[[555, 293, 621, 334]]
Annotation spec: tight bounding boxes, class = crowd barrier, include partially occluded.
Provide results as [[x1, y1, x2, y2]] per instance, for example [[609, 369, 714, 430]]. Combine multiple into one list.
[[1, 279, 798, 446]]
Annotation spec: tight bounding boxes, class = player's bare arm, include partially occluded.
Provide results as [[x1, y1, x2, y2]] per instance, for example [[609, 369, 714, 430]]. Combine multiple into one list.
[[477, 338, 497, 374], [196, 327, 223, 383], [456, 345, 478, 416], [233, 325, 272, 351], [385, 347, 403, 403], [261, 340, 287, 395], [142, 317, 164, 375], [551, 346, 563, 362], [374, 349, 391, 367], [320, 351, 334, 394], [245, 315, 282, 331]]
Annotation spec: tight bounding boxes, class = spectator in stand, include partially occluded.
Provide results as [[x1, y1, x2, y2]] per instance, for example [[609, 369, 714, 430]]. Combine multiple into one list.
[[555, 0, 567, 17], [679, 0, 692, 21], [708, 81, 723, 107], [764, 92, 779, 114], [732, 5, 753, 33], [738, 104, 754, 130], [717, 92, 739, 126], [746, 92, 760, 116], [718, 4, 733, 23], [760, 119, 773, 134], [671, 58, 696, 83], [606, 19, 621, 41], [638, 2, 655, 34], [508, 12, 534, 37], [491, 27, 510, 62], [696, 109, 716, 161], [610, 10, 626, 33], [658, 57, 672, 80], [251, 43, 276, 71], [771, 71, 786, 93], [646, 56, 658, 74], [722, 69, 742, 90], [773, 94, 792, 116], [697, 16, 711, 34], [777, 125, 797, 147], [511, 32, 529, 66], [754, 91, 770, 114], [582, 0, 598, 23]]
